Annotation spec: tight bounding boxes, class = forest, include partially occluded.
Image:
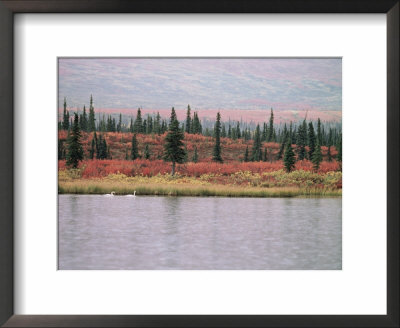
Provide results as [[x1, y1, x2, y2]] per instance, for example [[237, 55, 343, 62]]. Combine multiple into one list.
[[58, 96, 342, 197]]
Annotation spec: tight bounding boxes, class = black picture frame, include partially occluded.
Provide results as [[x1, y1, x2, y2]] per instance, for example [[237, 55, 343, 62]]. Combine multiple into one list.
[[0, 1, 398, 327]]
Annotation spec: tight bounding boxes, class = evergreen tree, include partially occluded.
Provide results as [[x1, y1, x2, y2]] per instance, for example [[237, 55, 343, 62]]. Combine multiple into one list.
[[236, 122, 241, 139], [244, 146, 249, 162], [308, 122, 316, 160], [185, 105, 191, 133], [251, 124, 262, 161], [183, 144, 188, 162], [221, 124, 226, 138], [89, 131, 97, 159], [58, 139, 65, 160], [88, 95, 96, 132], [80, 105, 88, 131], [163, 107, 186, 175], [62, 98, 69, 130], [134, 108, 143, 133], [129, 117, 134, 133], [66, 113, 83, 168], [267, 108, 274, 141], [192, 146, 198, 163], [327, 145, 333, 162], [117, 113, 122, 132], [154, 112, 161, 135], [317, 118, 322, 145], [263, 147, 268, 162], [277, 124, 288, 160], [212, 112, 223, 162], [297, 120, 307, 160], [228, 124, 232, 139], [337, 133, 342, 162], [283, 141, 296, 172], [144, 144, 151, 159], [311, 141, 323, 171], [131, 134, 139, 160]]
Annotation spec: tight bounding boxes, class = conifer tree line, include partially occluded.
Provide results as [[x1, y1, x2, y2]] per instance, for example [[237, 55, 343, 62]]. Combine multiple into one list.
[[60, 96, 340, 148], [60, 96, 342, 173]]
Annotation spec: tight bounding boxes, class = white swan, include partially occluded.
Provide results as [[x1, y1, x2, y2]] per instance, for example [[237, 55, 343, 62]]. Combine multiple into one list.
[[126, 191, 136, 197], [105, 191, 116, 196]]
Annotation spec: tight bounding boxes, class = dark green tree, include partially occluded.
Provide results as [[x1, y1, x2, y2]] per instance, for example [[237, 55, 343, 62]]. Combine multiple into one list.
[[317, 118, 322, 145], [192, 146, 198, 163], [311, 141, 323, 171], [212, 112, 223, 162], [277, 124, 288, 160], [244, 146, 249, 162], [89, 131, 97, 159], [337, 133, 342, 162], [267, 108, 274, 141], [251, 124, 262, 161], [131, 134, 139, 160], [283, 141, 296, 172], [308, 122, 316, 159], [185, 105, 191, 133], [117, 113, 122, 132], [297, 120, 307, 160], [163, 107, 186, 175], [62, 98, 69, 130], [80, 105, 88, 131], [134, 108, 143, 133], [88, 95, 96, 132], [66, 113, 83, 168], [144, 144, 151, 159], [263, 147, 268, 162]]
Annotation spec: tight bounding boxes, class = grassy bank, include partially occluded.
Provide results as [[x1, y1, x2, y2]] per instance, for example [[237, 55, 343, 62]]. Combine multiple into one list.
[[58, 171, 341, 198]]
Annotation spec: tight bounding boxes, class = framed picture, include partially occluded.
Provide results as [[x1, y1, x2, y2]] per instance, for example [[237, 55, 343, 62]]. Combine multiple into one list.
[[0, 1, 398, 327]]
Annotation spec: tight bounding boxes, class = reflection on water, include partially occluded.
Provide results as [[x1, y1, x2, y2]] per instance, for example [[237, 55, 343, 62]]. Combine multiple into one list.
[[58, 195, 341, 270]]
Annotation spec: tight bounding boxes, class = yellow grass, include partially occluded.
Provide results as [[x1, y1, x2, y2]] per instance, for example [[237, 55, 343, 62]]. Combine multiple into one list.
[[58, 177, 341, 198]]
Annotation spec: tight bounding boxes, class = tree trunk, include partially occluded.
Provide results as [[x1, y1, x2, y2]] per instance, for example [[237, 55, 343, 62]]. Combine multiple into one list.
[[171, 161, 175, 176]]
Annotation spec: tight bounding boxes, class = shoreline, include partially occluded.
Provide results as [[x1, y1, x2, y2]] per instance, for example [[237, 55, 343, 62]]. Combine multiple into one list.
[[58, 179, 341, 198]]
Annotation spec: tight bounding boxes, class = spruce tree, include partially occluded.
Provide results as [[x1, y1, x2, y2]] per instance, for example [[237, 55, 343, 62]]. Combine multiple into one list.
[[251, 124, 262, 161], [144, 144, 151, 159], [212, 112, 223, 162], [163, 107, 186, 175], [267, 108, 274, 142], [88, 95, 96, 132], [66, 113, 83, 168], [89, 132, 97, 159], [221, 124, 226, 138], [327, 146, 333, 162], [311, 141, 323, 171], [154, 112, 161, 135], [80, 105, 88, 131], [62, 98, 69, 130], [297, 120, 307, 160], [308, 122, 316, 160], [263, 147, 268, 162], [236, 122, 241, 139], [317, 118, 322, 145], [131, 134, 139, 160], [337, 133, 342, 162], [134, 108, 143, 133], [244, 146, 249, 162], [117, 113, 122, 132], [283, 141, 296, 172], [192, 146, 198, 163], [185, 105, 191, 133], [277, 124, 288, 160]]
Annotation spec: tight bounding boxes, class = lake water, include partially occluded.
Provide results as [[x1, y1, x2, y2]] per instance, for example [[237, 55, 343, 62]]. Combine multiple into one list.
[[58, 195, 341, 270]]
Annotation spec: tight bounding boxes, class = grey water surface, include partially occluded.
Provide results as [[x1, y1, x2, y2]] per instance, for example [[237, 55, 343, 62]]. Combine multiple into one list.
[[58, 195, 341, 270]]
